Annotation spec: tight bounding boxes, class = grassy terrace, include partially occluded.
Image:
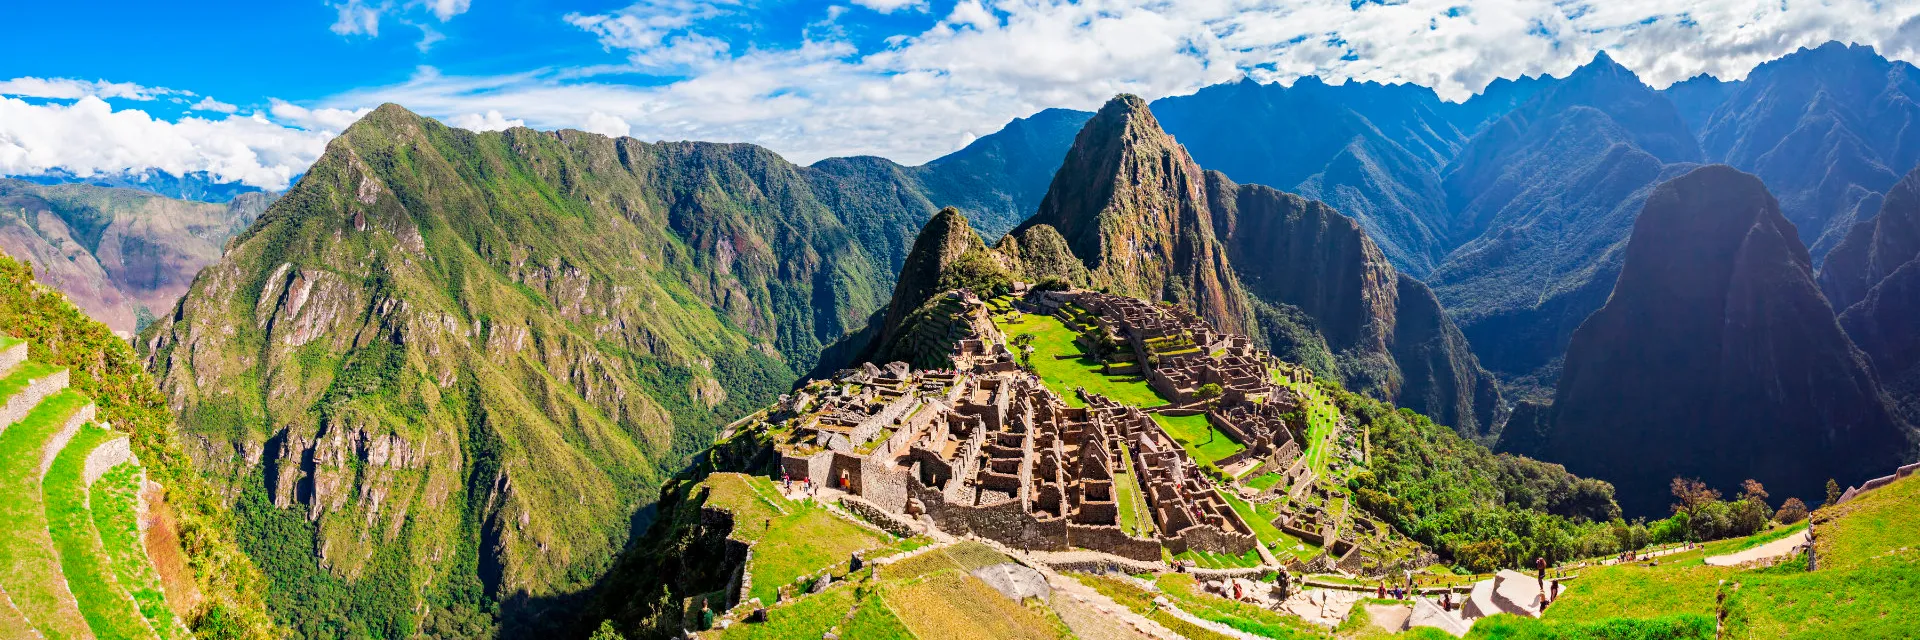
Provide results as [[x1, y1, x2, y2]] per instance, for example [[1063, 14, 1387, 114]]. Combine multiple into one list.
[[993, 312, 1248, 465], [0, 389, 93, 639], [1155, 574, 1323, 639], [1150, 413, 1244, 465], [45, 426, 151, 640], [1111, 443, 1154, 537], [1217, 490, 1320, 562], [702, 473, 897, 606], [885, 569, 1070, 639], [1272, 368, 1340, 477], [993, 312, 1166, 408], [1174, 546, 1264, 569], [93, 464, 186, 639], [0, 360, 59, 402]]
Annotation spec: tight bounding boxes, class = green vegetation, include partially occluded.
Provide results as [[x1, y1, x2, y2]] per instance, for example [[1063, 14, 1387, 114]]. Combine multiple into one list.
[[2, 253, 275, 638], [702, 474, 893, 605], [712, 585, 857, 639], [1246, 473, 1285, 491], [44, 426, 153, 639], [1072, 574, 1234, 640], [1111, 443, 1154, 537], [1150, 413, 1244, 465], [991, 312, 1167, 408], [1153, 574, 1322, 639], [92, 463, 189, 639], [0, 389, 96, 639], [1174, 547, 1264, 569], [1469, 613, 1714, 639]]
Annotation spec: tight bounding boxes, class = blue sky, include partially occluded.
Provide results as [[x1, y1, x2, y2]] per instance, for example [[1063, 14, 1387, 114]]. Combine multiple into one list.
[[3, 0, 1917, 190]]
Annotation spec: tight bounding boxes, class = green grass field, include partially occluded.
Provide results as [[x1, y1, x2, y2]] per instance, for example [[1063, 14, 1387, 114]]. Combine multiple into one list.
[[1149, 413, 1245, 465], [92, 463, 187, 639], [1174, 546, 1264, 569], [0, 389, 94, 640], [1111, 443, 1154, 537], [44, 427, 153, 640], [1546, 476, 1920, 638], [1072, 574, 1236, 640], [1245, 472, 1284, 491], [702, 474, 893, 605], [992, 313, 1167, 408], [712, 584, 857, 639]]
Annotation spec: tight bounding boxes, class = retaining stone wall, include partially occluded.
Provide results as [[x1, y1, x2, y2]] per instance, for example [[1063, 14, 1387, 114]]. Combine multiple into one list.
[[841, 495, 919, 538], [0, 368, 67, 435], [1065, 524, 1162, 561], [82, 435, 132, 486], [39, 401, 94, 476]]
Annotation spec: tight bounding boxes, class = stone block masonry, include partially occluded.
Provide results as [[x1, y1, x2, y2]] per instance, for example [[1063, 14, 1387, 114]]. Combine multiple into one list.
[[1, 367, 69, 434], [81, 432, 133, 486]]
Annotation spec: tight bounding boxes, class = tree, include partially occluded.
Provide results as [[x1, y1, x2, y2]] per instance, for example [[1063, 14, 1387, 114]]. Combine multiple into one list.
[[1195, 383, 1224, 402], [1670, 477, 1720, 539], [1825, 478, 1843, 507], [589, 620, 627, 640], [1774, 497, 1808, 525]]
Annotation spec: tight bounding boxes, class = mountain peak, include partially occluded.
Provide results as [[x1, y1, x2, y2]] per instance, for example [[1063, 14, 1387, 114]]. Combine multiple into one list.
[[1570, 50, 1636, 82]]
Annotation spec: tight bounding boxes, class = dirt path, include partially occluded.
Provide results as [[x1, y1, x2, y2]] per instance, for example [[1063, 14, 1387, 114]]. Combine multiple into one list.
[[1364, 603, 1412, 633], [1705, 530, 1810, 567]]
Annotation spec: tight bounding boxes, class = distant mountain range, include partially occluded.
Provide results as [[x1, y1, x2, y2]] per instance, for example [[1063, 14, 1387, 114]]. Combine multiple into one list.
[[9, 169, 275, 203]]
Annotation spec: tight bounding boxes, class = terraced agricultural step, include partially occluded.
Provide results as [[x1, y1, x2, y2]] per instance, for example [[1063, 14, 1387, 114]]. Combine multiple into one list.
[[0, 335, 24, 373], [0, 389, 99, 640], [0, 586, 37, 640], [91, 463, 189, 640], [47, 426, 156, 640], [1, 361, 67, 431]]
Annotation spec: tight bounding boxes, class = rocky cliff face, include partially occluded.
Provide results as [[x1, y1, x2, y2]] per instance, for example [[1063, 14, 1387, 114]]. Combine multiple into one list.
[[1541, 165, 1914, 516], [1825, 166, 1920, 424], [869, 208, 995, 357], [0, 179, 276, 333], [1208, 174, 1504, 439], [138, 104, 971, 635], [1016, 94, 1252, 335]]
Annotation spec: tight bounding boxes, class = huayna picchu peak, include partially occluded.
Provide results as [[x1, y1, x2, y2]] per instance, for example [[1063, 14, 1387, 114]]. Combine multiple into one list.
[[11, 12, 1920, 637]]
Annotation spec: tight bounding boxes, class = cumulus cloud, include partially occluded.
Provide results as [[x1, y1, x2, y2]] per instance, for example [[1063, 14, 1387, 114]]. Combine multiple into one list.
[[582, 111, 632, 137], [191, 96, 239, 113], [0, 96, 332, 190], [330, 0, 383, 36], [0, 77, 173, 101], [850, 0, 928, 13], [269, 100, 371, 132], [566, 1, 738, 71], [446, 109, 526, 131]]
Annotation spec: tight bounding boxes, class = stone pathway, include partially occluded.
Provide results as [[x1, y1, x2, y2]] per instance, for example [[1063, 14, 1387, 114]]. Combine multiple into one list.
[[1041, 568, 1185, 640], [1706, 530, 1811, 567], [1280, 587, 1363, 627], [1364, 603, 1412, 634]]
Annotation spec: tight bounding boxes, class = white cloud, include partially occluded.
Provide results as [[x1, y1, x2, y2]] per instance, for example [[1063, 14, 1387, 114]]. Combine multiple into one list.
[[269, 100, 371, 132], [566, 2, 738, 71], [851, 0, 928, 13], [426, 0, 472, 21], [446, 109, 525, 131], [583, 111, 632, 137], [330, 0, 383, 36], [0, 77, 172, 101], [0, 96, 331, 190], [191, 96, 239, 113]]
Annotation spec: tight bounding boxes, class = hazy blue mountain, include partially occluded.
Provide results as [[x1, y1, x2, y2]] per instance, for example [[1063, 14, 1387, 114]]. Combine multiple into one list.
[[1151, 77, 1473, 275], [10, 169, 274, 203], [1428, 52, 1701, 394], [1661, 73, 1742, 136], [1826, 166, 1920, 424], [1700, 42, 1920, 262]]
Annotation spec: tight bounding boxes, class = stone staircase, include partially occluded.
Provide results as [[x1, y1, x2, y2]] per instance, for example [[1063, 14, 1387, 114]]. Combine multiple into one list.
[[0, 333, 189, 639]]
